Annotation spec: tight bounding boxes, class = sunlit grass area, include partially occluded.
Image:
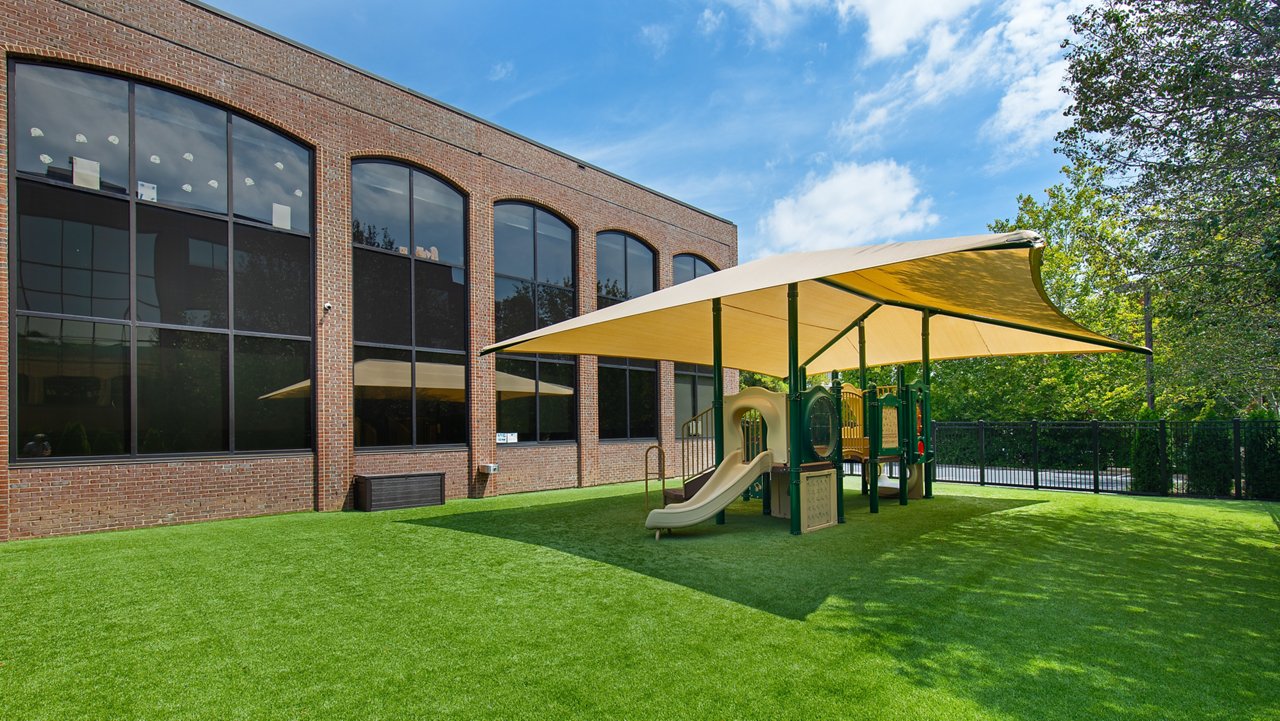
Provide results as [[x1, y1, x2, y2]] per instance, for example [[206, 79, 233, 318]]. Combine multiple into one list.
[[2, 482, 1277, 720]]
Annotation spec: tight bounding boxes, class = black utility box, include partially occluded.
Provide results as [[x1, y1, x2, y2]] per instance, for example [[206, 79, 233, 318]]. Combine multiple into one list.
[[354, 473, 445, 511]]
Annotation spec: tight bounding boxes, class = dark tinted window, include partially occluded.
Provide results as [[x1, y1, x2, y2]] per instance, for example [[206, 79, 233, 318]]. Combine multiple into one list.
[[13, 317, 129, 458], [494, 203, 535, 278], [14, 64, 130, 194], [598, 365, 628, 439], [415, 262, 467, 351], [137, 328, 228, 453], [234, 225, 310, 336], [413, 171, 464, 266], [416, 350, 467, 445], [233, 116, 311, 234], [673, 254, 716, 285], [15, 180, 130, 318], [538, 361, 577, 442], [495, 277, 536, 341], [628, 368, 657, 438], [136, 205, 228, 328], [353, 346, 413, 447], [596, 232, 625, 299], [352, 162, 410, 253], [353, 250, 411, 346], [536, 211, 573, 287], [496, 356, 537, 441], [626, 239, 655, 297], [234, 336, 311, 451], [135, 84, 228, 214]]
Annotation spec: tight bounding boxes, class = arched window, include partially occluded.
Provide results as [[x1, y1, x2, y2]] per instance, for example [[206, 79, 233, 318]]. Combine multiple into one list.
[[596, 232, 656, 439], [350, 160, 468, 448], [11, 62, 314, 458], [672, 254, 718, 435], [673, 253, 715, 285], [493, 202, 577, 443]]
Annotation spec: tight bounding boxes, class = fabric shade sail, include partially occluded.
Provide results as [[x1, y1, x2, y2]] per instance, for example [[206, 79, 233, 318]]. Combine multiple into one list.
[[481, 231, 1148, 376], [260, 358, 573, 401]]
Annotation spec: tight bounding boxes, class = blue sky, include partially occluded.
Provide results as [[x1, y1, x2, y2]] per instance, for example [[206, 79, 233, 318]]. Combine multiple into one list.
[[205, 0, 1082, 261]]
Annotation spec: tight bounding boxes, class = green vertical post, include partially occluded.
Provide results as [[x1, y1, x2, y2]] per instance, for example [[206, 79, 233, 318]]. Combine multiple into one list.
[[788, 283, 802, 535], [859, 322, 869, 497], [832, 370, 844, 523], [868, 388, 879, 514], [897, 366, 908, 506], [712, 298, 726, 525], [922, 311, 933, 499]]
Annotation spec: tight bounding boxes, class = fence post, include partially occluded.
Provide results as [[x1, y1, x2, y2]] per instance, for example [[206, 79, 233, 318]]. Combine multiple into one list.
[[1091, 420, 1101, 493], [1158, 419, 1169, 494], [978, 421, 987, 486], [1233, 418, 1243, 498], [1032, 420, 1040, 490]]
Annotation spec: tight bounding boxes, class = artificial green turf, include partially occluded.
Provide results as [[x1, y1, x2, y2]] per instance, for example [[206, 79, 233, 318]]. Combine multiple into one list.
[[1, 483, 1277, 720]]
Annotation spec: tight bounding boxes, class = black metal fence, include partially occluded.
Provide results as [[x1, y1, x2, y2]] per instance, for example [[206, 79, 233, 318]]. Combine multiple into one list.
[[933, 419, 1280, 500]]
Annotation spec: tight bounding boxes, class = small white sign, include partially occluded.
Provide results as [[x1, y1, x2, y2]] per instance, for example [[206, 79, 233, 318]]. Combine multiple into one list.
[[496, 432, 519, 444], [137, 181, 157, 202], [271, 203, 292, 230], [71, 156, 101, 190]]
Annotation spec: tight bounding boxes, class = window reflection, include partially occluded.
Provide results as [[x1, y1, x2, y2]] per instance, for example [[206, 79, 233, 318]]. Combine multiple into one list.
[[353, 346, 413, 447], [135, 84, 228, 213], [413, 171, 464, 266], [233, 116, 311, 233], [14, 317, 129, 457], [16, 180, 130, 319], [137, 328, 228, 453], [416, 351, 467, 445], [235, 336, 311, 451], [234, 225, 310, 336], [353, 249, 411, 346], [351, 162, 410, 253], [136, 206, 228, 328], [674, 254, 716, 285], [596, 232, 656, 439], [14, 64, 130, 194]]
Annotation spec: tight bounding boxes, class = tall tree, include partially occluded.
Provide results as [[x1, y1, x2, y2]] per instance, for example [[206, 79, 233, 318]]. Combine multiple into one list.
[[1059, 0, 1279, 412]]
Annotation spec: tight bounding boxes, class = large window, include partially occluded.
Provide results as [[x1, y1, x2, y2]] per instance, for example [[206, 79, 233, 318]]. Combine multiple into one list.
[[672, 255, 718, 436], [494, 203, 577, 443], [10, 62, 314, 458], [596, 232, 656, 439], [351, 160, 467, 448]]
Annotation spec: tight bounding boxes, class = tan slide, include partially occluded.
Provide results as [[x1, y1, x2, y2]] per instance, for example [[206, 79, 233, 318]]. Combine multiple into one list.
[[877, 463, 924, 499], [645, 449, 773, 536]]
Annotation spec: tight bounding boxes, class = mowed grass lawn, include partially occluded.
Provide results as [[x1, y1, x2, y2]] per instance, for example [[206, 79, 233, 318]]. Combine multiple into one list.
[[2, 482, 1278, 721]]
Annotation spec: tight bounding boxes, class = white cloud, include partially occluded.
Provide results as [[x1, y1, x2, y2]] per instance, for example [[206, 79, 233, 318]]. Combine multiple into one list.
[[487, 61, 514, 81], [717, 0, 829, 47], [835, 0, 984, 58], [639, 24, 672, 58], [841, 0, 1083, 163], [758, 160, 938, 253], [698, 7, 726, 35]]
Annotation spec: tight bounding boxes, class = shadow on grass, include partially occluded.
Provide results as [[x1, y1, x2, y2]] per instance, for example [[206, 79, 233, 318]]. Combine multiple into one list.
[[406, 489, 1035, 620], [813, 498, 1280, 721]]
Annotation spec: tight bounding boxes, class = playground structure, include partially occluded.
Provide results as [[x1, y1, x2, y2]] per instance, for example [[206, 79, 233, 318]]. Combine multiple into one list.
[[481, 231, 1150, 537]]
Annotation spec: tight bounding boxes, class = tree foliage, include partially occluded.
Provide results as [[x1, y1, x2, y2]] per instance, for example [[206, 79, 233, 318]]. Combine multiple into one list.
[[1059, 0, 1280, 413]]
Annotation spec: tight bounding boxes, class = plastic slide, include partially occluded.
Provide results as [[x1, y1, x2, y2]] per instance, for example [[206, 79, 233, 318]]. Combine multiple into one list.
[[645, 449, 774, 535], [877, 463, 924, 499]]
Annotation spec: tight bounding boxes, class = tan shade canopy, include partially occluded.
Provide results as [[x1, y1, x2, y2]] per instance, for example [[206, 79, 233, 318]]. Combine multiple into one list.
[[259, 359, 573, 401], [482, 231, 1148, 377]]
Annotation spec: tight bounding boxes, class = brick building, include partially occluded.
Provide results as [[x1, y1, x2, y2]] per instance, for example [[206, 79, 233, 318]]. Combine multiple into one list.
[[0, 0, 738, 540]]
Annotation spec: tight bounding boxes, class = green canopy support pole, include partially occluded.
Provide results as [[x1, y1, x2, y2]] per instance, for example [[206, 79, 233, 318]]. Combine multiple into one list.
[[788, 283, 802, 535], [897, 365, 909, 506], [859, 322, 869, 498], [832, 369, 845, 523], [922, 310, 934, 499], [712, 298, 726, 525]]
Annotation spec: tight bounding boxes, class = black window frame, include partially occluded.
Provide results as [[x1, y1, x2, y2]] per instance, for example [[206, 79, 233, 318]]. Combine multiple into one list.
[[8, 59, 317, 461], [672, 254, 718, 438], [596, 231, 657, 441], [350, 158, 470, 451], [494, 201, 578, 445]]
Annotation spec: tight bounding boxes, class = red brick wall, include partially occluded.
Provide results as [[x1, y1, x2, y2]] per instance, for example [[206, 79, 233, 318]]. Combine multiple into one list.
[[0, 0, 738, 540]]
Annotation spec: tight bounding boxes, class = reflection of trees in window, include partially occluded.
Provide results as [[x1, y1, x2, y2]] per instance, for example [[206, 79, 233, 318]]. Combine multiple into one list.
[[351, 160, 468, 449], [495, 201, 578, 443], [9, 62, 314, 459], [673, 255, 718, 435], [596, 232, 657, 439]]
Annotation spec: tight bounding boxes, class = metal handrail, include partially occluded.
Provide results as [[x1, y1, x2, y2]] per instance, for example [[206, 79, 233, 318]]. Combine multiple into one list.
[[643, 445, 666, 511], [680, 406, 716, 482]]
